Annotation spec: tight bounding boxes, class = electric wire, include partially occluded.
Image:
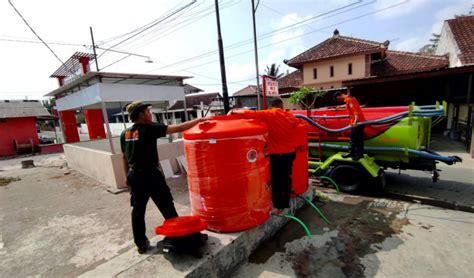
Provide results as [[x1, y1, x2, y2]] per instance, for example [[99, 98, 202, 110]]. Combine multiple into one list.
[[122, 0, 240, 53], [8, 0, 76, 74], [146, 0, 376, 73], [97, 0, 197, 60], [99, 0, 364, 72], [139, 0, 363, 72], [97, 0, 189, 45], [97, 0, 240, 71], [155, 1, 409, 74], [0, 37, 89, 47]]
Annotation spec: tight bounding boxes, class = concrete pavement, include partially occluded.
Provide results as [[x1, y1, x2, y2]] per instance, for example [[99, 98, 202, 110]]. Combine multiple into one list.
[[1, 134, 473, 277], [232, 194, 474, 277]]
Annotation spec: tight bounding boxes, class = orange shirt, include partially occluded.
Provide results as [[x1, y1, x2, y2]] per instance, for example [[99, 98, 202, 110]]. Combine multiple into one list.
[[243, 108, 300, 154], [344, 96, 366, 124]]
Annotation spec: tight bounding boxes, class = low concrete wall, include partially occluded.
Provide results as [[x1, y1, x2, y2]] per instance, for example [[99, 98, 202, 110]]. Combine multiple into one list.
[[71, 137, 122, 153], [64, 140, 185, 189], [64, 144, 127, 189], [157, 141, 184, 173], [39, 143, 64, 154]]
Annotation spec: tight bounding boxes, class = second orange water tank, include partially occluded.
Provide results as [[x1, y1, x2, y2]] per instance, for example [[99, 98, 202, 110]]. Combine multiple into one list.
[[291, 122, 309, 196]]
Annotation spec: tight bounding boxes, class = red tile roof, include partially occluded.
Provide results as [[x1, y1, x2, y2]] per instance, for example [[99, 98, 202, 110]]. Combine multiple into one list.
[[371, 50, 449, 76], [447, 15, 474, 65], [277, 70, 303, 89], [233, 85, 258, 96], [286, 35, 385, 67]]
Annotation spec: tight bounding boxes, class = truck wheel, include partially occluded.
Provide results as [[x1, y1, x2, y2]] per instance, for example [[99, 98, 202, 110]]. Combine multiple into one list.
[[329, 164, 364, 193]]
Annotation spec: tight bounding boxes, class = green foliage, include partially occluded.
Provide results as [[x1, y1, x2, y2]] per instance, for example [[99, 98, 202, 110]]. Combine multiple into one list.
[[454, 13, 470, 18], [75, 112, 85, 124], [289, 87, 326, 110], [264, 63, 284, 79], [42, 98, 56, 108], [419, 33, 440, 54]]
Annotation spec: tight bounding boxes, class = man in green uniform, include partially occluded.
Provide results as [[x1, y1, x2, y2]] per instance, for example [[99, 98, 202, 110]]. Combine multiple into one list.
[[121, 101, 205, 254]]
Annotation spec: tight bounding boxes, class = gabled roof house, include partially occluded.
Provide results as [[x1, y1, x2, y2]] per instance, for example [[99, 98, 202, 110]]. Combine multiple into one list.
[[278, 29, 449, 93], [436, 15, 474, 66]]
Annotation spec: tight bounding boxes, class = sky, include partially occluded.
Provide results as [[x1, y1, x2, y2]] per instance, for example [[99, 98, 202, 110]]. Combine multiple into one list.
[[0, 0, 472, 101]]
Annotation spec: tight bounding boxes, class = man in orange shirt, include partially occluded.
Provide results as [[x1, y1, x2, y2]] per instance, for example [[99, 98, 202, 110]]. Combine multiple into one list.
[[228, 98, 300, 211], [335, 91, 366, 160]]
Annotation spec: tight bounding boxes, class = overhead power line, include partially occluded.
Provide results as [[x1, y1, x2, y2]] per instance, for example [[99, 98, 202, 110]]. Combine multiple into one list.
[[97, 0, 190, 45], [0, 37, 89, 47], [97, 0, 197, 59], [146, 0, 370, 73], [97, 0, 240, 68], [8, 0, 74, 74], [115, 0, 241, 54], [162, 1, 409, 75]]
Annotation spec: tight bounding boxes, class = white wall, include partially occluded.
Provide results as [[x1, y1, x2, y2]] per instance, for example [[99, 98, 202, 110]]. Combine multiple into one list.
[[303, 54, 366, 88], [64, 140, 185, 189], [80, 123, 132, 136], [64, 144, 126, 189], [435, 23, 463, 67]]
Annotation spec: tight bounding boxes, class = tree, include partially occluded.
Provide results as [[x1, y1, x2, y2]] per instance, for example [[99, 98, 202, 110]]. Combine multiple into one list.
[[420, 11, 471, 54], [42, 98, 56, 112], [264, 64, 284, 79], [289, 87, 326, 115], [454, 13, 470, 18], [419, 33, 441, 54]]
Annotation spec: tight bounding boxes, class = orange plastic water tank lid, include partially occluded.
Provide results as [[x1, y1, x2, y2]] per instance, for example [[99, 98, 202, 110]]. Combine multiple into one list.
[[155, 216, 207, 237], [183, 115, 268, 140]]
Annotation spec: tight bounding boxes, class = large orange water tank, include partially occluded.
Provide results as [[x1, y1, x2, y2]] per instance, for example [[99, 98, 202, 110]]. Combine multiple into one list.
[[291, 122, 309, 196], [183, 115, 272, 232]]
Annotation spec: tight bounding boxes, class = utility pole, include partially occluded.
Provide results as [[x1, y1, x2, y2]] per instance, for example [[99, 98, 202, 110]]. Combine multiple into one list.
[[251, 0, 261, 110], [214, 0, 230, 114], [90, 27, 99, 71]]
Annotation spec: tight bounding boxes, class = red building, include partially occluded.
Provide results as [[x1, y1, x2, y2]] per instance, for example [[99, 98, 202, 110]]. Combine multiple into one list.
[[0, 100, 51, 156]]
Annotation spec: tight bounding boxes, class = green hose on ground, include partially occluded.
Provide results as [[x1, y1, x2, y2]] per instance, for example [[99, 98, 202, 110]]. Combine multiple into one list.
[[320, 176, 340, 194], [299, 196, 331, 225], [271, 213, 312, 239]]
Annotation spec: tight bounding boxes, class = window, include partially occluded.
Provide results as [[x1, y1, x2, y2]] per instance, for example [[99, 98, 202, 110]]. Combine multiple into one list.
[[313, 68, 318, 79], [330, 66, 334, 77], [348, 63, 353, 75]]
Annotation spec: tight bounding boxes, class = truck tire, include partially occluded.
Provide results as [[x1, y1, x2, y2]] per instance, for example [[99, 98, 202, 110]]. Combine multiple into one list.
[[329, 164, 364, 193]]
